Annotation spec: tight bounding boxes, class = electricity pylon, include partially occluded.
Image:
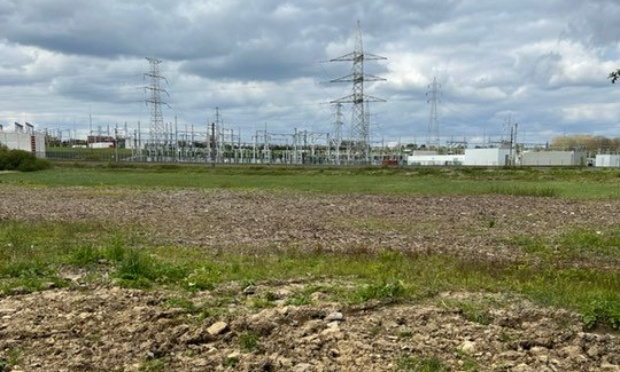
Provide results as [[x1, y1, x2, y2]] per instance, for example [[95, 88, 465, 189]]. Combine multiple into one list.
[[330, 21, 386, 164], [144, 57, 169, 159], [426, 76, 441, 148]]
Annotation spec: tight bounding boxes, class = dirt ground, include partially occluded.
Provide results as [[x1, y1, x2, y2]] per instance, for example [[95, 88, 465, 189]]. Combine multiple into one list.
[[0, 187, 619, 371]]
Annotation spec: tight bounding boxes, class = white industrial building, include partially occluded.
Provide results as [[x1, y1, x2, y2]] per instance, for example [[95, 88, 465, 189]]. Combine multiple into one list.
[[519, 151, 586, 166], [463, 148, 511, 166], [406, 148, 595, 167], [0, 124, 46, 158], [407, 154, 465, 166], [595, 154, 620, 167]]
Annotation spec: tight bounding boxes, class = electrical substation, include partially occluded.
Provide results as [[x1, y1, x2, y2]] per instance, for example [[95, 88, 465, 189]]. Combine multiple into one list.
[[1, 22, 618, 167]]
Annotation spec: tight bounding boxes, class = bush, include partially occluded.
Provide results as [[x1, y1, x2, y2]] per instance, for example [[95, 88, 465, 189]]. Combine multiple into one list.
[[0, 147, 51, 172]]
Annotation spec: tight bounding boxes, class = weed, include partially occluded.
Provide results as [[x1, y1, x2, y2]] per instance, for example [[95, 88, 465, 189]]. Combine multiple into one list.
[[263, 291, 278, 301], [116, 249, 156, 281], [251, 296, 276, 309], [396, 354, 447, 372], [582, 298, 620, 330], [71, 244, 103, 266], [223, 356, 239, 367], [239, 331, 261, 352], [285, 292, 312, 306], [104, 234, 127, 261], [462, 357, 479, 371], [164, 297, 197, 313], [498, 331, 515, 343], [350, 278, 406, 303], [486, 184, 558, 198], [184, 264, 221, 291], [6, 348, 22, 366], [139, 358, 167, 372]]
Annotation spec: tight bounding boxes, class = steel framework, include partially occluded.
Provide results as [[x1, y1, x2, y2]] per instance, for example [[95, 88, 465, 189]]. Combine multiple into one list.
[[426, 76, 441, 148], [330, 21, 386, 163]]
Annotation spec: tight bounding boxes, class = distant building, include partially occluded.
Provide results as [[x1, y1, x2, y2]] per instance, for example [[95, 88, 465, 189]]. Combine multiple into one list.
[[407, 154, 464, 166], [0, 123, 46, 158], [595, 154, 620, 168], [519, 151, 586, 166], [463, 148, 511, 166]]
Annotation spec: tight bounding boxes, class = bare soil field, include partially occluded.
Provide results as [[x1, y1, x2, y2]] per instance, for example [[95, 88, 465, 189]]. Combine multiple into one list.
[[0, 186, 619, 371]]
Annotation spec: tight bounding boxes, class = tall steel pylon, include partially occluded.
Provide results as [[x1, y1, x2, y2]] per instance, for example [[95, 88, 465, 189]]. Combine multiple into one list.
[[426, 76, 441, 148], [333, 102, 344, 164], [144, 57, 168, 158], [330, 21, 386, 163]]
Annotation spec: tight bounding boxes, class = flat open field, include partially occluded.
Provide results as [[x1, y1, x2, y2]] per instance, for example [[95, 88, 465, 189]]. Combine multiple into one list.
[[0, 166, 619, 371]]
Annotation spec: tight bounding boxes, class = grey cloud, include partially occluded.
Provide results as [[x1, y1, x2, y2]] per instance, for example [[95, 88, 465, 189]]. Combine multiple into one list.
[[1, 0, 619, 143]]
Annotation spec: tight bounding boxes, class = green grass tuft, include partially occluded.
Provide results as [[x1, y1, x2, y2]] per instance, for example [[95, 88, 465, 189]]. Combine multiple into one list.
[[397, 354, 447, 372]]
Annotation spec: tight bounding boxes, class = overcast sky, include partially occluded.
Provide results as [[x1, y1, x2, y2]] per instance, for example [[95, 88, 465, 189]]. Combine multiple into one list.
[[1, 0, 620, 145]]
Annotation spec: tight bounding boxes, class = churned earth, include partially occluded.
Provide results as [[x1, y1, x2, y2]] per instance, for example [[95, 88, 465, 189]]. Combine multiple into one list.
[[0, 186, 618, 371]]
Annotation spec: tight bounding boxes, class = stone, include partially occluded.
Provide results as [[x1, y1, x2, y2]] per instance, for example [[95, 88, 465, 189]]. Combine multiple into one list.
[[459, 340, 476, 354], [325, 311, 344, 322], [207, 321, 229, 336]]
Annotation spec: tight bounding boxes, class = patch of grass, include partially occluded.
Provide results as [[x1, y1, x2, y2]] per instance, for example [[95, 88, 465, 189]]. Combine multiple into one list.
[[462, 357, 480, 372], [285, 291, 313, 306], [223, 356, 239, 367], [507, 227, 620, 262], [0, 218, 618, 331], [250, 292, 278, 309], [444, 300, 494, 325], [164, 297, 197, 313], [139, 358, 167, 372], [71, 244, 104, 266], [582, 298, 620, 330], [114, 248, 189, 288], [3, 166, 620, 199], [558, 228, 620, 259], [239, 331, 261, 352], [396, 354, 447, 372], [348, 278, 407, 304], [485, 184, 558, 197], [6, 347, 22, 367]]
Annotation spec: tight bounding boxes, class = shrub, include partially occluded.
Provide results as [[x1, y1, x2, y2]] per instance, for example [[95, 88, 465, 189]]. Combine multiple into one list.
[[0, 147, 51, 171]]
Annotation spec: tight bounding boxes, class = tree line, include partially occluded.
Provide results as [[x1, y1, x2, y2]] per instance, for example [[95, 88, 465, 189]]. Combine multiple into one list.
[[550, 135, 620, 153]]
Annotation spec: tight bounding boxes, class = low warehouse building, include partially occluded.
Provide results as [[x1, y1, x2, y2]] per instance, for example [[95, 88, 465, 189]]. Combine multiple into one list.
[[595, 154, 620, 167], [519, 151, 586, 166], [407, 154, 464, 166], [463, 148, 511, 166]]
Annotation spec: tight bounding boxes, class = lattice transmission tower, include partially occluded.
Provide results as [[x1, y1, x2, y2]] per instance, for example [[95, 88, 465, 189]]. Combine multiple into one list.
[[330, 21, 386, 163], [144, 57, 169, 159], [333, 102, 344, 165], [426, 76, 441, 148]]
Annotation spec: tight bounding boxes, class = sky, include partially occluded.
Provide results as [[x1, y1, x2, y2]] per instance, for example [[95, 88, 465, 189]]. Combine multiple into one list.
[[1, 0, 620, 145]]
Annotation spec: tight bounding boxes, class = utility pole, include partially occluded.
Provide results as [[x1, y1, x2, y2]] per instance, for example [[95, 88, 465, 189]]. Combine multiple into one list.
[[329, 20, 386, 164], [426, 76, 441, 149]]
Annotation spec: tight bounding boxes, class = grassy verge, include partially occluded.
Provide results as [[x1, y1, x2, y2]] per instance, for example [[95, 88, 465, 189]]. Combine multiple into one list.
[[0, 221, 618, 330], [0, 166, 619, 199]]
